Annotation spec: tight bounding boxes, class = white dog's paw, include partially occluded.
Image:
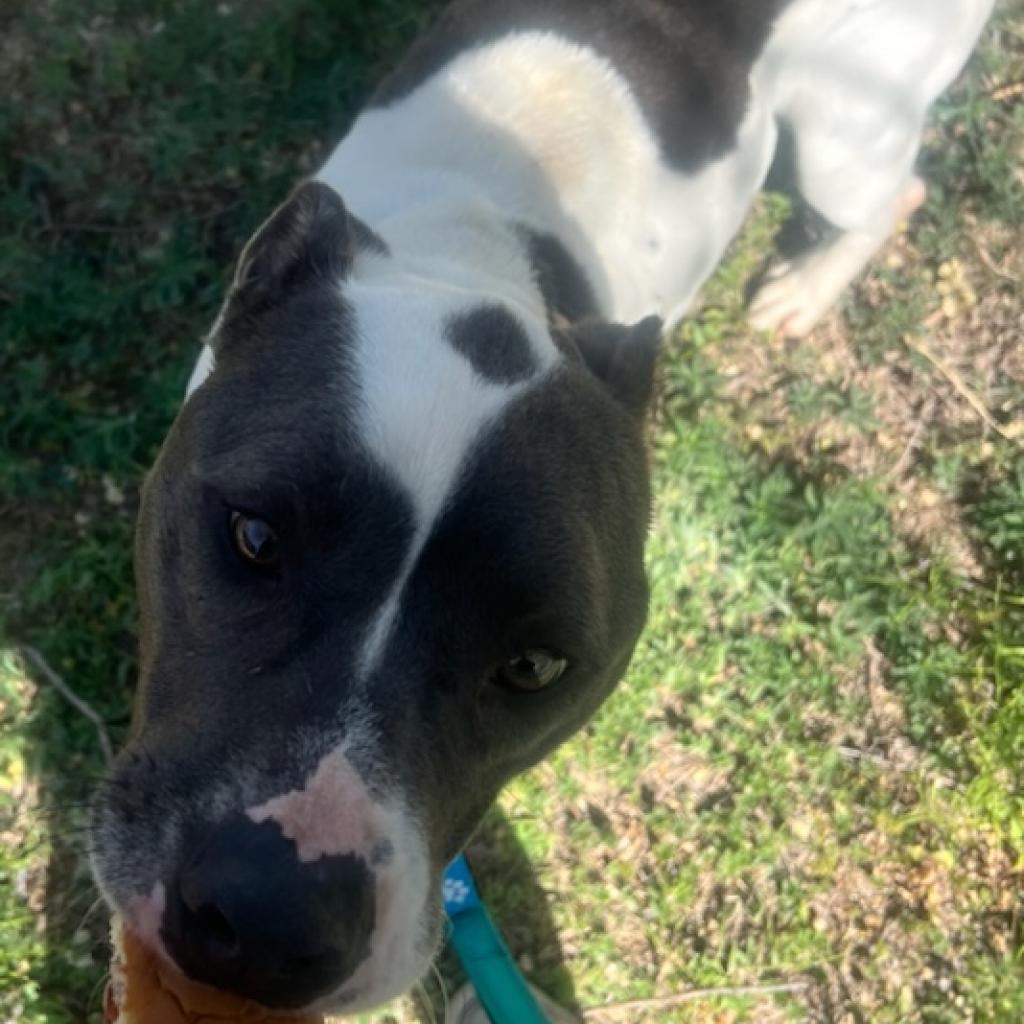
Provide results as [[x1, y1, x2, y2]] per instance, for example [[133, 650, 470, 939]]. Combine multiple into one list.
[[749, 177, 927, 339], [747, 256, 835, 338]]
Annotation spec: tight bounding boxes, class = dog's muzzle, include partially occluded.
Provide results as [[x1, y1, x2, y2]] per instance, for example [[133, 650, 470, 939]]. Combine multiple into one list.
[[161, 814, 375, 1009]]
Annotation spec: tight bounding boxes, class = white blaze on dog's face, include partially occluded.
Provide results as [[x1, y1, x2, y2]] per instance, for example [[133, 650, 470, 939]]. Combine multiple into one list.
[[89, 181, 657, 1014], [345, 254, 560, 677]]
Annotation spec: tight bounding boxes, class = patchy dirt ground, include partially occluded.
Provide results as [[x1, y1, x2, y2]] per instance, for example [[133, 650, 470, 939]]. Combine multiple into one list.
[[711, 230, 1023, 582]]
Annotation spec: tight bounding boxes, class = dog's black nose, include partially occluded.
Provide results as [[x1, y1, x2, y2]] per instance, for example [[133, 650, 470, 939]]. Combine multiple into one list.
[[162, 815, 375, 1009]]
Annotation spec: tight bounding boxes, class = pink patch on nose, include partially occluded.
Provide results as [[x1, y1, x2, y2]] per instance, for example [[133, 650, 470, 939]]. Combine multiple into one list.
[[246, 750, 377, 862]]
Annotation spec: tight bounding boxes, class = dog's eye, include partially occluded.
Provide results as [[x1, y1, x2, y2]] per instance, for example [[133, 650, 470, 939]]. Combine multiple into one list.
[[230, 512, 280, 568], [496, 649, 568, 692]]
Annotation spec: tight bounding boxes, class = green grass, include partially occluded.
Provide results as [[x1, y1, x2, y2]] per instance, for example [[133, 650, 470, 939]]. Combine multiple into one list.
[[2, 2, 1023, 1022]]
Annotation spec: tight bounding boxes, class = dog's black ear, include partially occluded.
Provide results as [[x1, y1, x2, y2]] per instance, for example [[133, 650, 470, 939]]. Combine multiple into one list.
[[566, 315, 663, 415], [236, 180, 352, 300], [215, 181, 370, 332]]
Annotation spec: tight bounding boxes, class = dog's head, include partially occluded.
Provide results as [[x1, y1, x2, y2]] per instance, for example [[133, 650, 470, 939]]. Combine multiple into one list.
[[90, 182, 659, 1014]]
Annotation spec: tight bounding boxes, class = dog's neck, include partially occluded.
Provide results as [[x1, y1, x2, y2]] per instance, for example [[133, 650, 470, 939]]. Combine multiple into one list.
[[343, 187, 548, 324]]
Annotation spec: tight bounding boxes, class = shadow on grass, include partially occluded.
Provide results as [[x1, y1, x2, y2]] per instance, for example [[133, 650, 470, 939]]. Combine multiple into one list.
[[466, 809, 580, 1014], [958, 459, 1024, 595], [411, 808, 580, 1021]]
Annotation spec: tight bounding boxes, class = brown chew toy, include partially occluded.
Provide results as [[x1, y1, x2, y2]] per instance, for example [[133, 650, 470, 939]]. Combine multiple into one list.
[[104, 916, 325, 1024]]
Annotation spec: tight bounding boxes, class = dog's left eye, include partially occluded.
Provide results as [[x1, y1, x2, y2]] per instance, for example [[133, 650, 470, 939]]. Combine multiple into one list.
[[230, 511, 280, 569], [495, 649, 568, 692]]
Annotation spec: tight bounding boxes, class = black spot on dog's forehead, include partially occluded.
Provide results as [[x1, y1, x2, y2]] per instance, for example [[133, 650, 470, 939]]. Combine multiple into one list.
[[445, 303, 538, 384]]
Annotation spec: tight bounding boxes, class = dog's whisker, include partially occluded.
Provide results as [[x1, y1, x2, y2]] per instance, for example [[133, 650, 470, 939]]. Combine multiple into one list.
[[409, 980, 428, 1024], [71, 894, 109, 936], [414, 978, 437, 1024], [429, 959, 451, 1024], [26, 885, 104, 933], [88, 970, 111, 1016]]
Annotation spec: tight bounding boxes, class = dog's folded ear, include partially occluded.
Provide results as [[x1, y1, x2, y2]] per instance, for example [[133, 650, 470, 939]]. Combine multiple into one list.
[[237, 181, 353, 301], [213, 181, 381, 337], [564, 315, 663, 415]]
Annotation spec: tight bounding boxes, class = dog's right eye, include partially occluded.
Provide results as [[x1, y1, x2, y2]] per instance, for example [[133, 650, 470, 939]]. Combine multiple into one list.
[[494, 649, 568, 693], [230, 511, 281, 569]]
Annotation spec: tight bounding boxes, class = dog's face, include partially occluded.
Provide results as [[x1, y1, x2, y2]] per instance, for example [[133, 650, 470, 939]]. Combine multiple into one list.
[[90, 183, 658, 1014]]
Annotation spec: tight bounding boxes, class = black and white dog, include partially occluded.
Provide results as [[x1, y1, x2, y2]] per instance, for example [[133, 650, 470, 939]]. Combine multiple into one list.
[[90, 0, 995, 1015]]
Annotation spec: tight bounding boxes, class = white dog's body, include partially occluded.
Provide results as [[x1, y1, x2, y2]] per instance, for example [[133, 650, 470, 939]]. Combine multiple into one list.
[[319, 0, 994, 333]]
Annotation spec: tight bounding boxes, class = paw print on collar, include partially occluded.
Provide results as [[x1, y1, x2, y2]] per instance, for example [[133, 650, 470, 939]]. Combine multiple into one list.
[[443, 877, 470, 906], [443, 855, 482, 915]]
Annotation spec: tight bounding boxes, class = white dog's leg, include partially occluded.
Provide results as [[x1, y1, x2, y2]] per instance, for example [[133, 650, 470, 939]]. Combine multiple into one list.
[[747, 0, 994, 338], [749, 176, 926, 338]]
